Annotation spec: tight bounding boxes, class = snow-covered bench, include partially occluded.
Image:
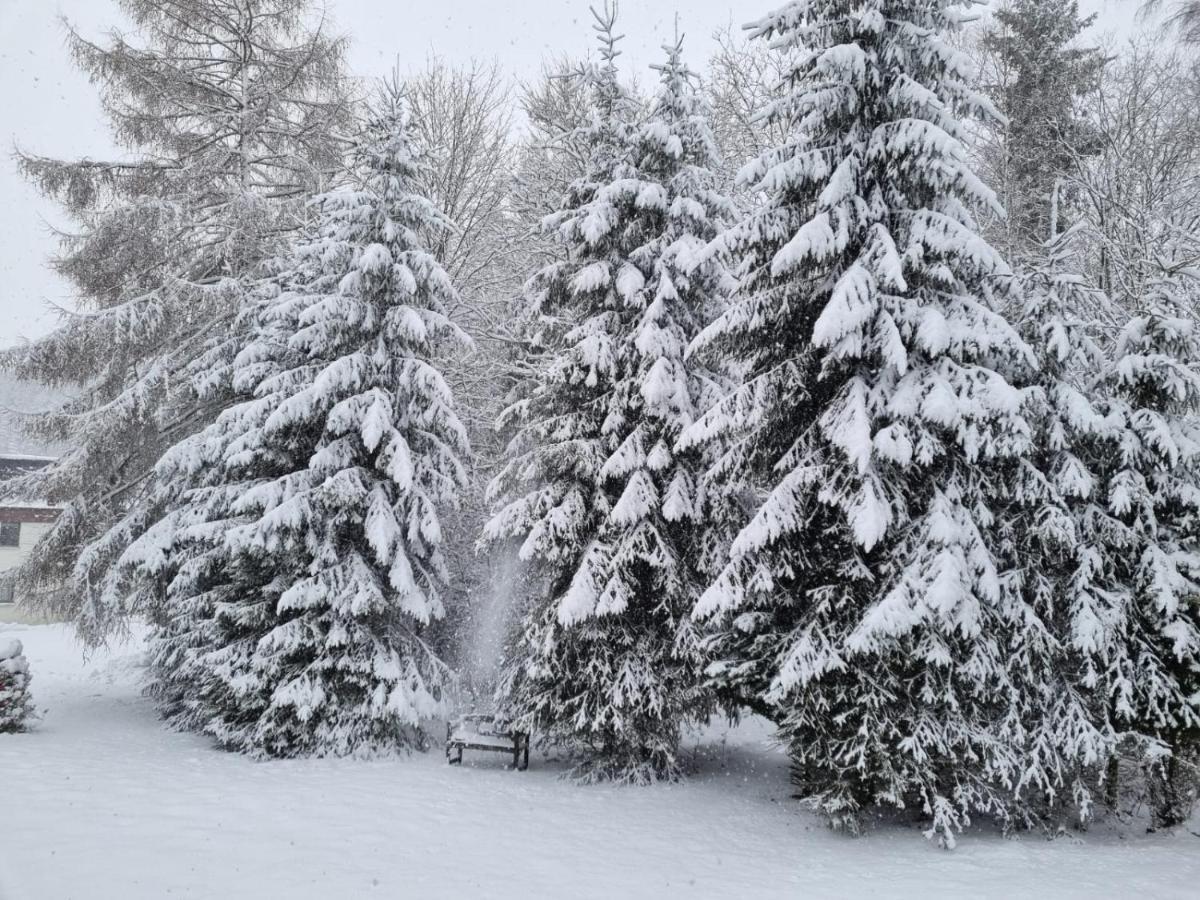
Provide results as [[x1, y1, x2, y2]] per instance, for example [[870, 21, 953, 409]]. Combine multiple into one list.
[[446, 714, 529, 770]]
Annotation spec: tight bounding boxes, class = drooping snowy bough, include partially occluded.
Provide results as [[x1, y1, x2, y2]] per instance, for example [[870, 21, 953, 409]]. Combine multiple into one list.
[[122, 89, 470, 758]]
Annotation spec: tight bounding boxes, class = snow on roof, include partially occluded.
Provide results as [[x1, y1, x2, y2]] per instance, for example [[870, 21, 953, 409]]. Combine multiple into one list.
[[0, 457, 54, 479], [0, 451, 57, 509]]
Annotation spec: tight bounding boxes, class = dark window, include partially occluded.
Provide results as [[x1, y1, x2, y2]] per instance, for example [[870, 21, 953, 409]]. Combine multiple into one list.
[[0, 579, 12, 605], [0, 522, 21, 548]]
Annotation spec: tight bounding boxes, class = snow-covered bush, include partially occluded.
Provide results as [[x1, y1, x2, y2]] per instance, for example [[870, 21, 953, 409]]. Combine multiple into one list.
[[0, 639, 33, 733]]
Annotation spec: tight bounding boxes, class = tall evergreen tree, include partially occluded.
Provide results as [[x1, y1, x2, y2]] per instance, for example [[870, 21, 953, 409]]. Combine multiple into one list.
[[485, 11, 735, 782], [1089, 277, 1200, 828], [997, 229, 1118, 823], [682, 0, 1040, 842], [978, 0, 1104, 250], [1, 0, 352, 642], [122, 88, 469, 757]]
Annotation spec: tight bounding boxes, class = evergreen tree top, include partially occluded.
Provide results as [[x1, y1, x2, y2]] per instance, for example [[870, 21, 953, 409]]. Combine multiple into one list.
[[547, 2, 637, 199], [587, 2, 626, 117], [284, 85, 472, 363], [639, 31, 724, 182], [985, 0, 1105, 96]]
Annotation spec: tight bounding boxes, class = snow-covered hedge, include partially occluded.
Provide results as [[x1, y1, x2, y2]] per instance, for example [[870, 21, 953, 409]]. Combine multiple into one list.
[[0, 638, 33, 732]]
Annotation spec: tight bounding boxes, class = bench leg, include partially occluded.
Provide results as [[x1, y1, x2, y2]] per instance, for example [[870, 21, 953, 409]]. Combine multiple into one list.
[[516, 735, 529, 771]]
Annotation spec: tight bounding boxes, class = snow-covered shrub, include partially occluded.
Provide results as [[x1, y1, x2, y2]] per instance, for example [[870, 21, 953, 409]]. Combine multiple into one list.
[[0, 639, 33, 733]]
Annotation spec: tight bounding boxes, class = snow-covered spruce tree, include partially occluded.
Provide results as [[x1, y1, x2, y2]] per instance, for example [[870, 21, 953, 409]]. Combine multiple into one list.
[[1089, 275, 1200, 829], [682, 1, 1043, 842], [1, 0, 351, 642], [0, 639, 34, 733], [484, 13, 735, 783], [122, 278, 296, 736], [994, 228, 1118, 823], [122, 88, 470, 757]]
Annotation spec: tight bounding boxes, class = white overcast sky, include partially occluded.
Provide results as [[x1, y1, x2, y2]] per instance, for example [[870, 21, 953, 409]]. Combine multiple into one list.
[[0, 0, 1142, 349]]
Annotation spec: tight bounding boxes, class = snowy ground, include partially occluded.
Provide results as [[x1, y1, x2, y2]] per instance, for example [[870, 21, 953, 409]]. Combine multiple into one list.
[[1, 624, 1198, 900]]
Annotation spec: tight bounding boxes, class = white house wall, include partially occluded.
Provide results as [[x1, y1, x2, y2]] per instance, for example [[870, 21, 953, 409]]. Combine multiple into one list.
[[0, 520, 54, 624], [0, 520, 52, 574]]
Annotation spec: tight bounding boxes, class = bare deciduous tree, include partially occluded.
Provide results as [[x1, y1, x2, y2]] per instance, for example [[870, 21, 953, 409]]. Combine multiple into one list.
[[702, 25, 794, 203], [1065, 41, 1200, 314], [402, 58, 526, 677]]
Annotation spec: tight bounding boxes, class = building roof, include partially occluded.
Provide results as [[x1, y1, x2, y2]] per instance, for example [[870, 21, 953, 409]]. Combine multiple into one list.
[[0, 456, 54, 479], [0, 452, 56, 512]]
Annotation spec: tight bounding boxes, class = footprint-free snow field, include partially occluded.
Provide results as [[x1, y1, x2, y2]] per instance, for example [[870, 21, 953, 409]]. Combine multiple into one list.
[[1, 624, 1197, 900]]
